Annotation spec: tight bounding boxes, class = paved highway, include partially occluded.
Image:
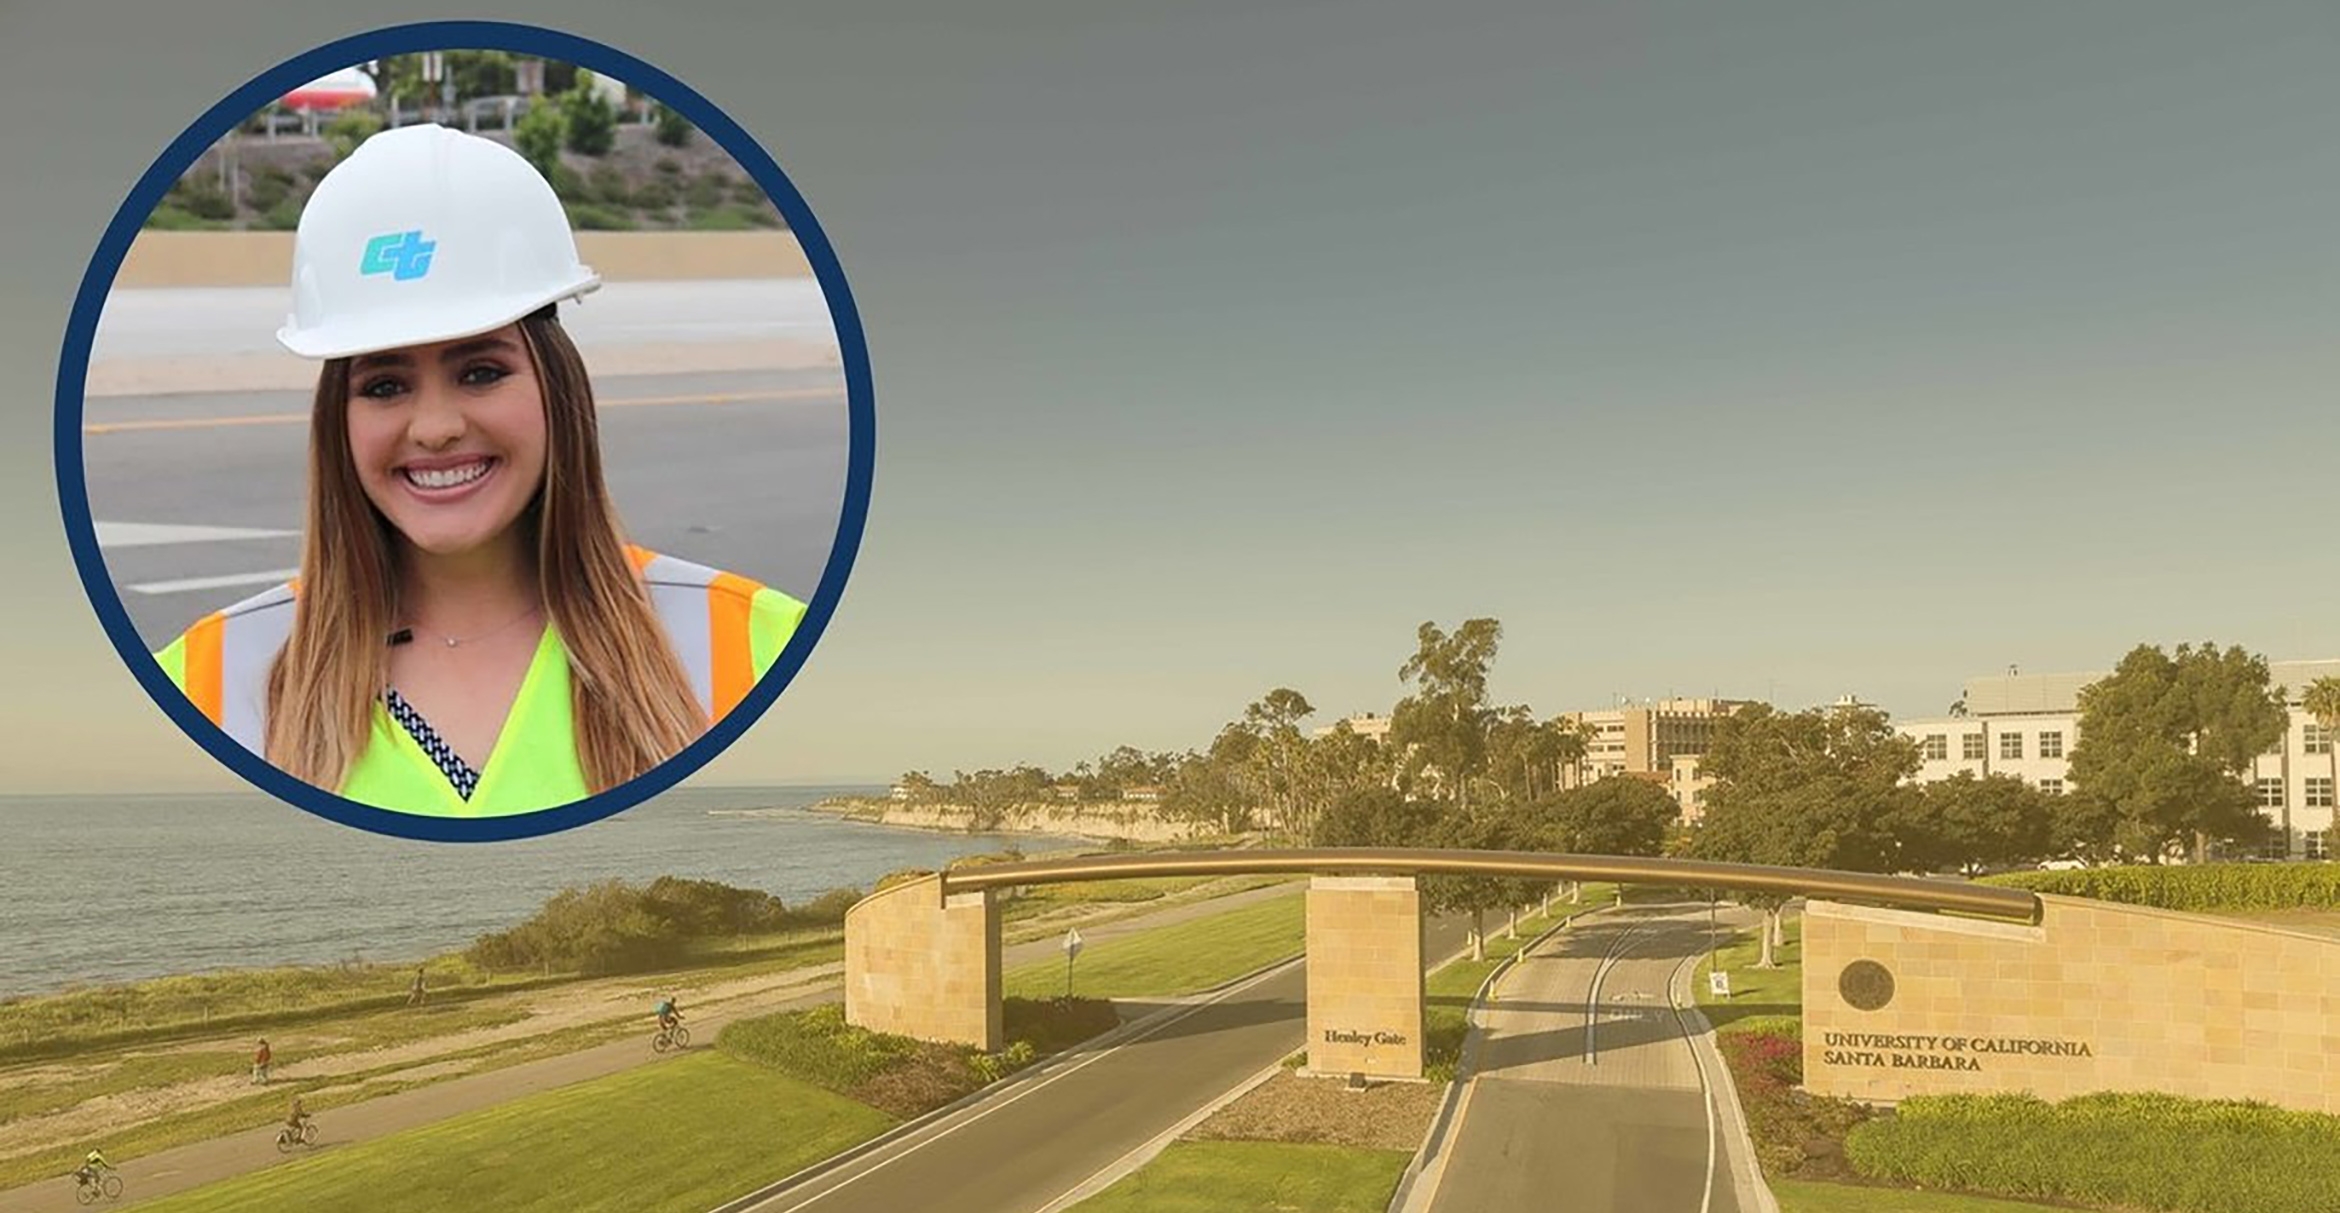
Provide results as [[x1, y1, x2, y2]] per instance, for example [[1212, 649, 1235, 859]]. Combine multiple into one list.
[[726, 915, 1474, 1213], [79, 367, 847, 650], [1426, 903, 1761, 1213]]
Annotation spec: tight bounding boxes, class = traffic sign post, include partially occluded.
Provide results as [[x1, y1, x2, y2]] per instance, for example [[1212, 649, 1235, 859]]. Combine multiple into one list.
[[1061, 927, 1083, 1001]]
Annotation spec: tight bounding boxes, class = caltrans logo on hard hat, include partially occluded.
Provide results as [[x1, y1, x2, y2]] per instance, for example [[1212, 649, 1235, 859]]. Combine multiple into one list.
[[277, 124, 599, 361], [360, 230, 437, 282]]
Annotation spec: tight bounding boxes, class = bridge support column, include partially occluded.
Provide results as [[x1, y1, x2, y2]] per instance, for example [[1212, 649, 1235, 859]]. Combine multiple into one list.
[[1306, 874, 1424, 1080], [844, 873, 1001, 1051]]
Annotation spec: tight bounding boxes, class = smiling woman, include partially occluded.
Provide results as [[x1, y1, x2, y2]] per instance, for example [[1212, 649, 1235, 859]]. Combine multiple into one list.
[[150, 124, 806, 817]]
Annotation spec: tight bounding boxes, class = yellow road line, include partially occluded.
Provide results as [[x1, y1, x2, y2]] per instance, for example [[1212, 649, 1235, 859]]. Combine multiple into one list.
[[82, 387, 841, 435]]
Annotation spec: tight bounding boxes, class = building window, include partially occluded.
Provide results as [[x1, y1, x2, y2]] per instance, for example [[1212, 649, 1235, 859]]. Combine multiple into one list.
[[2308, 831, 2331, 861], [2039, 778, 2064, 795], [2000, 733, 2024, 761], [2258, 778, 2286, 809], [2261, 832, 2293, 861], [1922, 734, 1948, 761], [2038, 731, 2064, 759], [2307, 723, 2334, 755], [2308, 778, 2336, 810], [1963, 733, 1987, 761]]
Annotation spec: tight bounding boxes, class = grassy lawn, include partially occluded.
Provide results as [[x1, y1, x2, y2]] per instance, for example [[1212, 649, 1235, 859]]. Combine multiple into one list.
[[1775, 1179, 2087, 1213], [1073, 1140, 1411, 1213], [1691, 911, 1803, 1030], [0, 1015, 643, 1191], [134, 1052, 894, 1213], [1004, 893, 1307, 1000]]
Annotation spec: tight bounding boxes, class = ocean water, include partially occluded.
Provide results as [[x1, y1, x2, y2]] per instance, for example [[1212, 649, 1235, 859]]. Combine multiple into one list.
[[0, 786, 1083, 999]]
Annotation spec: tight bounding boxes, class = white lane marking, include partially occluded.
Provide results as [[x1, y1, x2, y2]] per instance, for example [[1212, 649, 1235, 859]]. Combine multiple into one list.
[[95, 522, 296, 548], [1030, 1058, 1285, 1213], [1582, 920, 1643, 1064], [128, 568, 299, 595], [742, 958, 1304, 1213], [1665, 933, 1721, 1213]]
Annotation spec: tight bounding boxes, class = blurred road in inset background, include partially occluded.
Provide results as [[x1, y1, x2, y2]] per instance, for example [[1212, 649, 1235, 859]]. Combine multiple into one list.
[[79, 278, 848, 648]]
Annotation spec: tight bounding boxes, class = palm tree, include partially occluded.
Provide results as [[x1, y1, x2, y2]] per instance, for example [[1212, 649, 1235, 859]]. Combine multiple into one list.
[[2304, 677, 2340, 860]]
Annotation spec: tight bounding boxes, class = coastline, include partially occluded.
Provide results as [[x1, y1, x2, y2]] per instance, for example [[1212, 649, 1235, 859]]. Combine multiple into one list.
[[806, 796, 1210, 845]]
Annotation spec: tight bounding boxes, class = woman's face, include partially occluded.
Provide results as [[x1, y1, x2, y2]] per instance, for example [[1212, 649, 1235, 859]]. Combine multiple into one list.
[[344, 324, 549, 560]]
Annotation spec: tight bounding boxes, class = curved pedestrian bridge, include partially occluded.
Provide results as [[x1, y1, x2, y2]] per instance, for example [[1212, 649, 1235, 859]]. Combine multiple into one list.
[[844, 849, 2037, 1080]]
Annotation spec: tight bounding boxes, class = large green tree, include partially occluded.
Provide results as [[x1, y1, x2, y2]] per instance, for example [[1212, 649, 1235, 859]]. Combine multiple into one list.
[[1242, 688, 1318, 838], [1388, 619, 1502, 803], [1688, 702, 1922, 965], [1419, 800, 1545, 960], [2067, 643, 2286, 862], [1901, 772, 2054, 874], [1300, 720, 1391, 817], [1484, 707, 1587, 805], [1544, 777, 1677, 857], [1310, 786, 1439, 848]]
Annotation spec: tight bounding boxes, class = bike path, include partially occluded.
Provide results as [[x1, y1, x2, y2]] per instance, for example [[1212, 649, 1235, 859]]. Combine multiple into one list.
[[0, 880, 1303, 1213]]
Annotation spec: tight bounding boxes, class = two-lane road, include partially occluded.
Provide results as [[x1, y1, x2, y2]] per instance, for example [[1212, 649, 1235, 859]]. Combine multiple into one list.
[[1428, 903, 1759, 1213], [729, 915, 1473, 1213]]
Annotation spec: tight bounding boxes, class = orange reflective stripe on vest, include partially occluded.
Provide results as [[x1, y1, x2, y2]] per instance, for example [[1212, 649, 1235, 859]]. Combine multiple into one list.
[[707, 571, 759, 719], [178, 547, 775, 756], [183, 612, 226, 725]]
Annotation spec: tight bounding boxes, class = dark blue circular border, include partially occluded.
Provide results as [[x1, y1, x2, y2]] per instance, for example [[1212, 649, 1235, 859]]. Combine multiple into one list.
[[53, 21, 874, 843]]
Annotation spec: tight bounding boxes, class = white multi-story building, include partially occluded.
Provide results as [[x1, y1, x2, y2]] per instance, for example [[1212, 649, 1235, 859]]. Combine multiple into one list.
[[1894, 660, 2340, 860]]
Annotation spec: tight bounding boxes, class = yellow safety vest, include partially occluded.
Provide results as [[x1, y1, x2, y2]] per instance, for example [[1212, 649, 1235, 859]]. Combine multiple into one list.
[[154, 547, 805, 817]]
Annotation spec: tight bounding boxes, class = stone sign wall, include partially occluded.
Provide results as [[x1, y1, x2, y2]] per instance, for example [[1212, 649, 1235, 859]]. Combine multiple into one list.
[[843, 874, 1001, 1051], [1803, 894, 2340, 1114], [1305, 875, 1425, 1079]]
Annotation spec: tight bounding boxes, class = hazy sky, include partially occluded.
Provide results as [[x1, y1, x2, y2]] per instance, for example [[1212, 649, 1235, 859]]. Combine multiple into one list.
[[1, 1, 2332, 795]]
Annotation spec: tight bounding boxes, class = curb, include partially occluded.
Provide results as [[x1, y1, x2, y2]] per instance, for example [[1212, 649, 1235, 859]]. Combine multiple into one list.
[[1671, 941, 1782, 1213], [1386, 898, 1615, 1213]]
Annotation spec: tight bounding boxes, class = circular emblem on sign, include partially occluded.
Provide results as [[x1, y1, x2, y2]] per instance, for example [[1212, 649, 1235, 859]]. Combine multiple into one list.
[[1839, 960, 1895, 1011]]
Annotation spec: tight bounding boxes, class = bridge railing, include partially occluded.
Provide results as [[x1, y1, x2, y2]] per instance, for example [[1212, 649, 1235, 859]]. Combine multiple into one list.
[[938, 848, 2041, 924]]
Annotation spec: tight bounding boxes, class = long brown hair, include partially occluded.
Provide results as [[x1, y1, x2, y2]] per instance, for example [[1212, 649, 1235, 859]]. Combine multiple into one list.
[[266, 310, 707, 796]]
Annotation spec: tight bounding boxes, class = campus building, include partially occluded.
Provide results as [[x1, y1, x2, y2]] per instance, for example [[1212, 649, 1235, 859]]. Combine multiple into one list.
[[1893, 660, 2340, 861], [1559, 697, 1753, 823], [1313, 712, 1394, 744]]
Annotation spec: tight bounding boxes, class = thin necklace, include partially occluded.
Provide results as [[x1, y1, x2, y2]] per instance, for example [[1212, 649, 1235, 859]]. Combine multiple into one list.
[[398, 603, 542, 649]]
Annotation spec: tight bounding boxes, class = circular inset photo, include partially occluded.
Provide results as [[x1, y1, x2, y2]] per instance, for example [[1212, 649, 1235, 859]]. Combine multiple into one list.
[[57, 25, 871, 840]]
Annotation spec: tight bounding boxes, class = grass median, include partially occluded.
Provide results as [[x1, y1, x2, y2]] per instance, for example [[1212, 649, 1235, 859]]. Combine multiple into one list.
[[1073, 1140, 1411, 1213]]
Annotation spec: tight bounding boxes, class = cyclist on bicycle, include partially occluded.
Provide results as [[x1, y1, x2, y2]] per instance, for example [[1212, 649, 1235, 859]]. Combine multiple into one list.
[[286, 1094, 310, 1132], [72, 1148, 111, 1186], [655, 995, 682, 1032]]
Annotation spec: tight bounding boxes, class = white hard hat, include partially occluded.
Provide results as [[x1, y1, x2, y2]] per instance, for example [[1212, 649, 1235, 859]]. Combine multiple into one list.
[[277, 124, 599, 360]]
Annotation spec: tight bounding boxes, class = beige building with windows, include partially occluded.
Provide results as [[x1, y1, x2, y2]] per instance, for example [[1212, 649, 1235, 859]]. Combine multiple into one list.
[[1560, 697, 1752, 822], [1893, 660, 2340, 860]]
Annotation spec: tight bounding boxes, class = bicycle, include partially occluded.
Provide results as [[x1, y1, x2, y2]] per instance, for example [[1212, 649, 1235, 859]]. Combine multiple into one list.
[[651, 1022, 690, 1053], [275, 1119, 320, 1152], [73, 1170, 123, 1204]]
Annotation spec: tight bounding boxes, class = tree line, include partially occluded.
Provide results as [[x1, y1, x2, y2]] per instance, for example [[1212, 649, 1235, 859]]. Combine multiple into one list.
[[896, 626, 2340, 957]]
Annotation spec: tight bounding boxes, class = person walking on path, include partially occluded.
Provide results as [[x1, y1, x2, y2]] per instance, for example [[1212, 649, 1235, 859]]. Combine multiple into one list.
[[408, 967, 428, 1007], [251, 1039, 272, 1085]]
